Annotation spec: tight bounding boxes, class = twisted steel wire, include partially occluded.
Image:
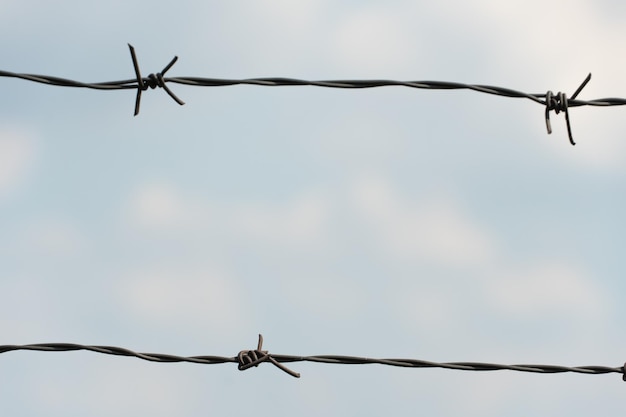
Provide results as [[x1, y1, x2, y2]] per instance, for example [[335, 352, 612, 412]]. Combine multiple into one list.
[[3, 45, 626, 144], [2, 335, 624, 381]]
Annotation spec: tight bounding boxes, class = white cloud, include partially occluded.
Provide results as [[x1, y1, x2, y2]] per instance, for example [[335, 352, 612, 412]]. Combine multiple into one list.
[[129, 182, 188, 231], [248, 0, 325, 31], [540, 108, 626, 172], [484, 261, 608, 320], [126, 181, 331, 249], [18, 217, 85, 258], [119, 264, 246, 331], [500, 2, 622, 168], [422, 0, 617, 79], [0, 278, 67, 338], [0, 128, 36, 198], [352, 177, 494, 267], [312, 0, 625, 171], [231, 192, 330, 248], [34, 361, 195, 417], [318, 115, 409, 170], [281, 271, 368, 320], [331, 7, 416, 74], [395, 287, 459, 329]]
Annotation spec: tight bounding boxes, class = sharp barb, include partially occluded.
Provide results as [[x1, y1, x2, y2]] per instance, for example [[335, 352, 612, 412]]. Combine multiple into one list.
[[571, 73, 592, 100]]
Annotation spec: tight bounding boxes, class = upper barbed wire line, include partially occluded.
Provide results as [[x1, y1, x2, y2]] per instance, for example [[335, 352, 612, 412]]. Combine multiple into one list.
[[4, 44, 626, 143], [5, 68, 626, 106], [135, 76, 626, 108], [0, 69, 593, 102], [1, 338, 624, 382], [0, 70, 138, 90]]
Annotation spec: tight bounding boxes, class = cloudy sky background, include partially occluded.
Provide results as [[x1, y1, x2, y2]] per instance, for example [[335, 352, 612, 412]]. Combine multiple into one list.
[[1, 0, 625, 416]]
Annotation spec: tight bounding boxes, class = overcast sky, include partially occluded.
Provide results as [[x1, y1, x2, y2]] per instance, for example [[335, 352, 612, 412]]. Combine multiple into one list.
[[1, 1, 626, 416]]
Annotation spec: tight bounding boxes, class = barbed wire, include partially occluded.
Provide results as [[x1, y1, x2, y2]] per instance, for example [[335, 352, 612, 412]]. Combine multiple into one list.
[[3, 45, 626, 145], [2, 335, 624, 381]]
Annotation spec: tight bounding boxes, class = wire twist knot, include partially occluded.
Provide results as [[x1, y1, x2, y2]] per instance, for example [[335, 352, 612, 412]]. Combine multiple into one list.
[[544, 73, 591, 146], [545, 91, 568, 115], [142, 72, 166, 90], [128, 44, 185, 116], [237, 334, 300, 378]]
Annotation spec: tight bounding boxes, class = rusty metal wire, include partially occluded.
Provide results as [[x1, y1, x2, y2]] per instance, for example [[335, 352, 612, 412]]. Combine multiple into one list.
[[2, 45, 626, 144], [1, 335, 624, 381]]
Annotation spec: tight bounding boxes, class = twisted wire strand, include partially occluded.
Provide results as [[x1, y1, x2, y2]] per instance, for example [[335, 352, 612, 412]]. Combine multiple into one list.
[[6, 67, 626, 107], [2, 336, 624, 381], [4, 68, 626, 106], [3, 44, 626, 144]]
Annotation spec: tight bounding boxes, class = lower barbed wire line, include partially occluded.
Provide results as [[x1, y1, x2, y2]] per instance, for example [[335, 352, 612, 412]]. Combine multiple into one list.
[[1, 340, 623, 381], [0, 343, 236, 365], [272, 354, 621, 374]]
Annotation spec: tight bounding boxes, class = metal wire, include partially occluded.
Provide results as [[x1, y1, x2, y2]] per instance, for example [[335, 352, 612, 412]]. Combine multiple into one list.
[[2, 335, 624, 381], [3, 45, 626, 144]]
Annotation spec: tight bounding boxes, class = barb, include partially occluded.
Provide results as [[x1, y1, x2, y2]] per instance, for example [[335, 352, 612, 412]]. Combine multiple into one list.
[[128, 44, 185, 115], [237, 334, 300, 378], [1, 336, 624, 381], [544, 73, 592, 146], [2, 45, 626, 142]]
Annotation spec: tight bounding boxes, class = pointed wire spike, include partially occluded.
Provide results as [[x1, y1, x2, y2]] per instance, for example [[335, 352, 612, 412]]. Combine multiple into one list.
[[544, 91, 554, 134], [128, 44, 142, 81], [563, 74, 591, 145], [571, 73, 592, 100], [160, 80, 185, 106], [268, 356, 301, 378], [161, 56, 179, 75], [126, 44, 184, 114], [128, 43, 144, 116], [133, 92, 142, 116], [561, 93, 576, 146], [159, 55, 184, 105]]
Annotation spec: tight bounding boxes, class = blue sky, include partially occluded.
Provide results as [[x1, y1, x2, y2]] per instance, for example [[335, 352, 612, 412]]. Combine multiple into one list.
[[1, 0, 625, 416]]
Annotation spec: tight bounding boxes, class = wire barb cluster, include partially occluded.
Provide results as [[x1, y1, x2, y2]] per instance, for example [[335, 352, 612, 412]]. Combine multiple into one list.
[[128, 44, 184, 116], [544, 73, 592, 146], [237, 334, 300, 378], [3, 44, 626, 143], [1, 335, 624, 382]]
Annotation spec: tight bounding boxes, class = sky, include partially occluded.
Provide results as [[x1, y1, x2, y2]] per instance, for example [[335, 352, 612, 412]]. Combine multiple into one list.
[[1, 0, 626, 416]]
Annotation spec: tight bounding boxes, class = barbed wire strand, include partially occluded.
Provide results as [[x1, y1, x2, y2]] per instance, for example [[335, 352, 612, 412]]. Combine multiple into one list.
[[3, 45, 626, 144], [2, 335, 624, 381]]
